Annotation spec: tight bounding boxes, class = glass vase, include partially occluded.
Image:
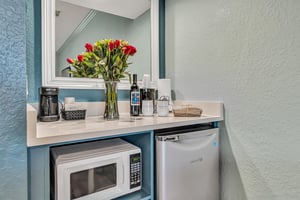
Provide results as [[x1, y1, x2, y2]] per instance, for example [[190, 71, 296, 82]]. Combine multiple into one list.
[[103, 81, 119, 120]]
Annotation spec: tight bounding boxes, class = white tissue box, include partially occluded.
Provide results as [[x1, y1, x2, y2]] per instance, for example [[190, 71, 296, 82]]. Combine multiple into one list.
[[64, 103, 85, 111]]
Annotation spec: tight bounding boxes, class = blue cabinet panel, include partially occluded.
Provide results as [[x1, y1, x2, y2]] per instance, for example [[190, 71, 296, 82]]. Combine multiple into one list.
[[28, 131, 154, 200], [28, 146, 50, 200]]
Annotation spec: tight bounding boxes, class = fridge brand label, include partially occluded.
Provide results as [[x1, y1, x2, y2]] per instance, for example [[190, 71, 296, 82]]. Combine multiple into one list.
[[131, 91, 140, 106], [190, 157, 203, 164]]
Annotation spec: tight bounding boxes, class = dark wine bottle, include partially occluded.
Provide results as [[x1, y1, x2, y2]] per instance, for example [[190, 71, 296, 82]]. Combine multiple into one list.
[[130, 74, 140, 116]]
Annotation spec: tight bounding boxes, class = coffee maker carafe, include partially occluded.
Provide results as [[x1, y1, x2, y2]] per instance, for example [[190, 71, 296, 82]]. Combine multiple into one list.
[[38, 87, 60, 122]]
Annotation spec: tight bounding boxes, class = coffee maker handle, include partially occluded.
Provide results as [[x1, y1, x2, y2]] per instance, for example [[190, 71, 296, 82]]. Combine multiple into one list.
[[59, 100, 64, 113]]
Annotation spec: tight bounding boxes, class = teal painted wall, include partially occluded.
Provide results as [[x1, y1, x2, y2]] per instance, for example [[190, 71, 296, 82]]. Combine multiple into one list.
[[165, 0, 300, 199], [159, 0, 165, 78], [27, 0, 42, 103], [0, 0, 28, 199]]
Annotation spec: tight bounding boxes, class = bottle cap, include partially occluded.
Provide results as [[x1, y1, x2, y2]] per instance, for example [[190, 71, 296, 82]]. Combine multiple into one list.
[[142, 74, 151, 88], [133, 74, 137, 82]]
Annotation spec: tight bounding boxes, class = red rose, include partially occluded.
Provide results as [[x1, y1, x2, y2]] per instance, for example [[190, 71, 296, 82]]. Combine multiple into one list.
[[66, 58, 73, 64], [115, 40, 120, 48], [109, 41, 114, 51], [128, 45, 137, 56], [77, 54, 83, 62], [123, 46, 129, 55], [123, 45, 137, 55], [85, 43, 93, 52]]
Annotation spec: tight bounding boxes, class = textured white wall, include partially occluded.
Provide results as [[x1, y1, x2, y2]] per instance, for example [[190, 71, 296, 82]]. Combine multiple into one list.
[[165, 0, 300, 199]]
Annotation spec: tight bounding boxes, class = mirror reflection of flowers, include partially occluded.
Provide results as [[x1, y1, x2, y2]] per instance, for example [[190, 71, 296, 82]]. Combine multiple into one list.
[[66, 39, 137, 81]]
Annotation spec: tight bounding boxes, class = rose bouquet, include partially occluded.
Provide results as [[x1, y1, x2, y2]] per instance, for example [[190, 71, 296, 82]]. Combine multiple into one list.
[[66, 39, 137, 120], [66, 39, 137, 81]]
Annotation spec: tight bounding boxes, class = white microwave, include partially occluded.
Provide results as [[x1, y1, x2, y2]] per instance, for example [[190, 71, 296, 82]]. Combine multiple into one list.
[[50, 138, 142, 200]]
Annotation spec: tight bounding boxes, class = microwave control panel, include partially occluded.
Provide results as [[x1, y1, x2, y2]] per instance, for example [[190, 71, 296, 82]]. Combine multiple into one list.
[[130, 153, 141, 189]]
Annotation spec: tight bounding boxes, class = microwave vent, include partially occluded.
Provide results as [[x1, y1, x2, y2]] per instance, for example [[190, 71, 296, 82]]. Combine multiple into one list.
[[51, 138, 140, 164]]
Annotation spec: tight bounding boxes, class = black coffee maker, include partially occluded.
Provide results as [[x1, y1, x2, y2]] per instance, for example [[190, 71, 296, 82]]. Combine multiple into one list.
[[38, 87, 60, 122]]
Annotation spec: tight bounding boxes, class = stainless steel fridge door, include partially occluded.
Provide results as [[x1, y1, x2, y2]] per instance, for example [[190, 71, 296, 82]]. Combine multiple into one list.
[[156, 128, 219, 200]]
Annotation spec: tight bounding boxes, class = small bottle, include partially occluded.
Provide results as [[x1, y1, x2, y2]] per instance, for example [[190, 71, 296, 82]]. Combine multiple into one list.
[[130, 74, 140, 116]]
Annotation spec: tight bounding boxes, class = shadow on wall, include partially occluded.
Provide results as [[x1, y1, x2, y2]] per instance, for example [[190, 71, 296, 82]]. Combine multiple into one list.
[[220, 120, 247, 200], [219, 110, 278, 200]]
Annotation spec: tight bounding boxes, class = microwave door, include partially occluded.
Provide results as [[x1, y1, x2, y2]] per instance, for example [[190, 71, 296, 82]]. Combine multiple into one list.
[[70, 164, 119, 200], [57, 157, 126, 200]]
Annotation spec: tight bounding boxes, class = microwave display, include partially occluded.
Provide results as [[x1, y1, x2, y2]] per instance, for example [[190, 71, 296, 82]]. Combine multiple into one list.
[[70, 163, 117, 199], [130, 153, 141, 189]]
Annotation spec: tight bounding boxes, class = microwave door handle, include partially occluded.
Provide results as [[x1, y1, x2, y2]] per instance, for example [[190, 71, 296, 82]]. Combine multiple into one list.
[[88, 168, 94, 194], [122, 163, 125, 184]]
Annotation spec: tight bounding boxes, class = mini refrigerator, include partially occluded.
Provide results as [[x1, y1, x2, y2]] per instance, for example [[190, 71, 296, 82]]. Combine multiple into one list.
[[155, 124, 219, 200]]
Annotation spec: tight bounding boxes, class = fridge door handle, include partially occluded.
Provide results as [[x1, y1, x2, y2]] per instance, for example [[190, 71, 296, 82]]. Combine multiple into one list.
[[157, 135, 179, 142], [166, 133, 217, 151]]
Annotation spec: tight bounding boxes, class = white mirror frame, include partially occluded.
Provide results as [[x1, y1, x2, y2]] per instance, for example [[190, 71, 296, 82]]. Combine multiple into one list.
[[42, 0, 159, 89]]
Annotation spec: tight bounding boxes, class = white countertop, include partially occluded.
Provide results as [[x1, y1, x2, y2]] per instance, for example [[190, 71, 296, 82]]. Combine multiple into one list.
[[27, 101, 223, 147]]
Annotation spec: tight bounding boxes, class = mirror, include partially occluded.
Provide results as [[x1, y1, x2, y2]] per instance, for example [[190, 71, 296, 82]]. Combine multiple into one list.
[[42, 0, 159, 89]]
